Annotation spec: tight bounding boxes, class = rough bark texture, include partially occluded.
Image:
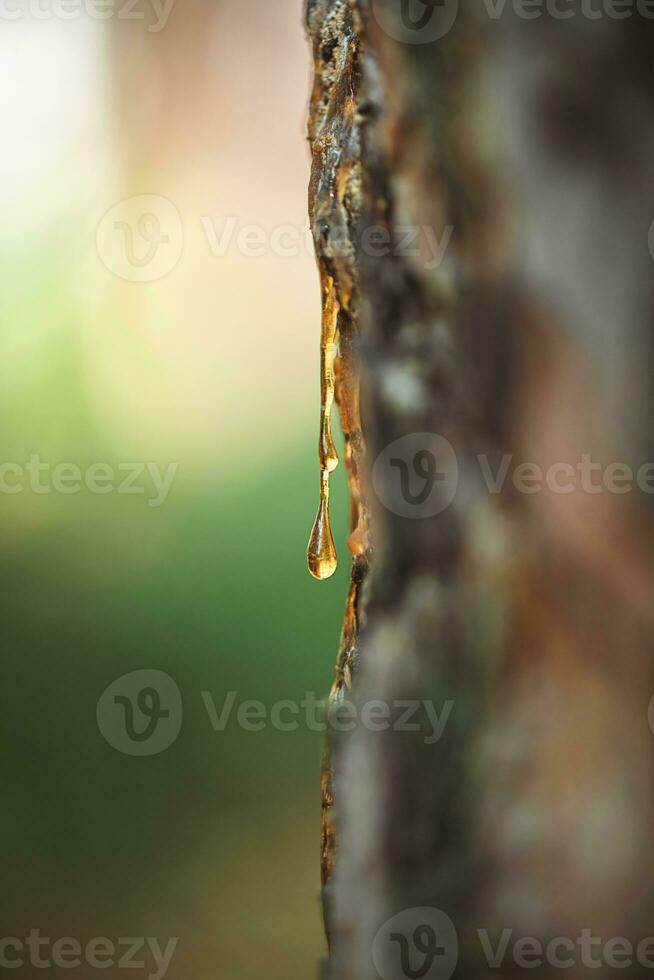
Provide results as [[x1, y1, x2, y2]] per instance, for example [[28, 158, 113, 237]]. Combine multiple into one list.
[[306, 0, 368, 941], [308, 3, 654, 978]]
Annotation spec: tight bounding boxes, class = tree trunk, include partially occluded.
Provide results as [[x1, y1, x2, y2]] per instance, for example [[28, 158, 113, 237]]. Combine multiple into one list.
[[308, 3, 654, 978]]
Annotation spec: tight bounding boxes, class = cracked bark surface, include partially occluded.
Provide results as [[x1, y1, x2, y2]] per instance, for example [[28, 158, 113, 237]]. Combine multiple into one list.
[[306, 0, 368, 942], [307, 3, 654, 977]]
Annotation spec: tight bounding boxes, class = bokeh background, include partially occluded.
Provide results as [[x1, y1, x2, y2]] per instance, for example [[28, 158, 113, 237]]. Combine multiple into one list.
[[1, 2, 351, 976]]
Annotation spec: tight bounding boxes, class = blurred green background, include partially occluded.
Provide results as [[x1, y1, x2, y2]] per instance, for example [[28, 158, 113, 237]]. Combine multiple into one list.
[[0, 2, 349, 976]]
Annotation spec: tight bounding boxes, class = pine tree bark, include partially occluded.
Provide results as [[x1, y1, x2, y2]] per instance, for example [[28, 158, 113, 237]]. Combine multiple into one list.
[[308, 3, 654, 978]]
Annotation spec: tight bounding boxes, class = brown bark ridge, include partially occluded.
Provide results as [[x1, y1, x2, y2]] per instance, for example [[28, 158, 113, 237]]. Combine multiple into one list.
[[305, 0, 369, 945], [307, 2, 654, 978]]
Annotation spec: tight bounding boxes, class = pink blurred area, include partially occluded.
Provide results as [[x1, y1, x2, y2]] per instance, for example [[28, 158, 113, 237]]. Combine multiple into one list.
[[0, 0, 320, 467]]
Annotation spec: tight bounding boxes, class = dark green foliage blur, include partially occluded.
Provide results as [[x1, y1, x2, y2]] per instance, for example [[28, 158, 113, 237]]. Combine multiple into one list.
[[0, 304, 349, 976]]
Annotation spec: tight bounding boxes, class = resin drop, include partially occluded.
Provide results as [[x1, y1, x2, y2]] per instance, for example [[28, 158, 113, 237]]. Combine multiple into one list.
[[308, 472, 338, 580], [307, 274, 339, 579]]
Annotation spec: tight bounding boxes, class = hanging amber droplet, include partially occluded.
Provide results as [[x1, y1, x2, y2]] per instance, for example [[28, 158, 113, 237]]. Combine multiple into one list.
[[308, 472, 338, 580], [308, 273, 340, 580]]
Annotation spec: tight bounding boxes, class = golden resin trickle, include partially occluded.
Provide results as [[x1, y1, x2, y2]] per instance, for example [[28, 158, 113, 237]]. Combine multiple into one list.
[[308, 471, 338, 580], [308, 274, 340, 579]]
